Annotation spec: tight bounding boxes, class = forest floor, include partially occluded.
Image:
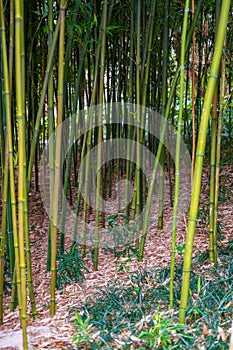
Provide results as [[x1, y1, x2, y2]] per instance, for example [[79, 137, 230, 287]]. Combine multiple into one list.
[[0, 149, 233, 349]]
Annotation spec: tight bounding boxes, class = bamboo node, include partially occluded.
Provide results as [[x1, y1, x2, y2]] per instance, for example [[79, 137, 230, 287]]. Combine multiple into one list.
[[179, 306, 187, 310], [208, 74, 218, 79], [188, 217, 197, 222]]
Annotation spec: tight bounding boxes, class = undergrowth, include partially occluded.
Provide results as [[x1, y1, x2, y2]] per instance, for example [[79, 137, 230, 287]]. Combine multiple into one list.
[[57, 243, 89, 290], [68, 240, 233, 349]]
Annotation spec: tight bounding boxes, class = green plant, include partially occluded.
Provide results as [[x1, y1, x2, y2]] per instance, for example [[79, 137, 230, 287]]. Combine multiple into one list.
[[105, 214, 137, 256], [116, 256, 133, 272], [139, 309, 191, 349], [72, 311, 94, 348], [176, 244, 185, 257], [57, 243, 88, 290]]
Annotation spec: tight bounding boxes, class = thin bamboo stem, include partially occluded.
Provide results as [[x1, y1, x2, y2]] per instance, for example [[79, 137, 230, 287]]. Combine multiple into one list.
[[213, 42, 226, 265], [15, 0, 28, 346], [50, 1, 67, 316], [27, 16, 60, 191], [47, 0, 55, 271], [0, 139, 8, 324], [94, 0, 108, 270]]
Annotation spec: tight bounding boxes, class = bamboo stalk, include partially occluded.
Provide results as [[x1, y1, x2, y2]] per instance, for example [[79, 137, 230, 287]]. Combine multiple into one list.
[[27, 16, 60, 191], [0, 0, 22, 323], [94, 0, 108, 270], [213, 41, 226, 265], [179, 0, 231, 324], [62, 10, 92, 251], [0, 139, 8, 324], [158, 0, 169, 230], [209, 1, 221, 264], [15, 0, 28, 346], [209, 89, 218, 262], [50, 0, 67, 316], [47, 0, 55, 271], [169, 0, 190, 309], [124, 0, 135, 219], [191, 0, 196, 182], [135, 0, 141, 247]]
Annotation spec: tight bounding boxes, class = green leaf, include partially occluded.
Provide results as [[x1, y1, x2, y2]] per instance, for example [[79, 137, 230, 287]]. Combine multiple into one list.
[[75, 311, 84, 326]]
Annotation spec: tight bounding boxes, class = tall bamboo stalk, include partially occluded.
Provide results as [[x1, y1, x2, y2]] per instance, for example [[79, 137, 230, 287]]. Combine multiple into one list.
[[158, 0, 169, 230], [179, 0, 231, 324], [47, 0, 55, 271], [209, 1, 221, 264], [15, 0, 28, 347], [61, 4, 93, 252], [191, 0, 196, 181], [209, 89, 218, 263], [138, 72, 179, 261], [0, 139, 8, 324], [0, 0, 22, 321], [50, 0, 67, 316], [93, 0, 108, 270], [125, 0, 135, 219], [27, 16, 60, 191], [169, 0, 190, 309], [135, 0, 141, 247], [213, 42, 225, 264]]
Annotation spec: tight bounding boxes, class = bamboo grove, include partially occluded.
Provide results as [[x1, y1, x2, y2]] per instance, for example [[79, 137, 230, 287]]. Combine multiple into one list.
[[0, 0, 232, 348]]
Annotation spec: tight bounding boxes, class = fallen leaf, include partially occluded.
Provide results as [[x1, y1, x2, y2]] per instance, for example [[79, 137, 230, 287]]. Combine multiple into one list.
[[218, 326, 227, 341]]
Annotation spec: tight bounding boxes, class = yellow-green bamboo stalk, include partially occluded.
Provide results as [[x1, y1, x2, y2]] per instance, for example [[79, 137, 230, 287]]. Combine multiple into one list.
[[158, 0, 169, 230], [213, 43, 226, 264], [179, 0, 231, 324], [0, 83, 5, 177], [0, 139, 8, 324], [135, 0, 141, 247], [7, 0, 14, 281], [7, 186, 14, 277], [15, 0, 27, 347], [27, 16, 60, 191], [61, 3, 92, 252], [9, 0, 14, 95], [125, 0, 135, 219], [0, 0, 22, 320], [10, 267, 17, 312], [24, 177, 37, 319], [81, 3, 104, 258], [50, 0, 67, 316], [20, 0, 37, 321], [169, 0, 190, 309], [209, 90, 217, 262], [93, 0, 108, 270], [138, 72, 179, 262], [47, 0, 55, 271], [141, 0, 156, 214], [191, 0, 196, 182], [72, 26, 92, 243], [209, 1, 221, 264]]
